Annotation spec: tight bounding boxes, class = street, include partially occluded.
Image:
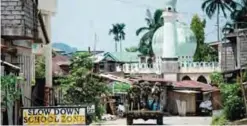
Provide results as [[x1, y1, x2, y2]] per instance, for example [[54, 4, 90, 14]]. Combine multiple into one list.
[[92, 116, 212, 125]]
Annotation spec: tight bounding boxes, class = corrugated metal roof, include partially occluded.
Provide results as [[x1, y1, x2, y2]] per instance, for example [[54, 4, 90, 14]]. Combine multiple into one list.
[[99, 73, 132, 84], [0, 60, 20, 70], [173, 80, 219, 92], [52, 55, 70, 76], [173, 90, 200, 94], [110, 52, 140, 63]]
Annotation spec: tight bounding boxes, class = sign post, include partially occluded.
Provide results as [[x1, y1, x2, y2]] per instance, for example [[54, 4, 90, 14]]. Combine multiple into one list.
[[22, 106, 86, 125]]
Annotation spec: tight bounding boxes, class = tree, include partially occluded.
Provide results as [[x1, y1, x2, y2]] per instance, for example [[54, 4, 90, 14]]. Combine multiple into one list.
[[231, 0, 247, 28], [190, 14, 218, 62], [1, 74, 23, 125], [125, 46, 138, 52], [209, 72, 246, 122], [109, 23, 126, 52], [58, 52, 110, 119], [222, 0, 247, 34], [35, 56, 45, 78], [136, 9, 163, 56], [202, 0, 237, 41]]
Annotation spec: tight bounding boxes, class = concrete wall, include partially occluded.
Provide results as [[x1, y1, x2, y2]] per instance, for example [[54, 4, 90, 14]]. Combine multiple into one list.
[[38, 0, 57, 14], [178, 73, 210, 84], [1, 0, 38, 39], [221, 42, 237, 71], [239, 34, 247, 67]]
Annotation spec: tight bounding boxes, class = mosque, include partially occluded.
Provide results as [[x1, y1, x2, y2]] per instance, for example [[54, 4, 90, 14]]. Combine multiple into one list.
[[122, 0, 220, 84]]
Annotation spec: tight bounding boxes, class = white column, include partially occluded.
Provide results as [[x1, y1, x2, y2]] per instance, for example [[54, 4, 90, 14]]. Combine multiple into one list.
[[44, 13, 52, 88]]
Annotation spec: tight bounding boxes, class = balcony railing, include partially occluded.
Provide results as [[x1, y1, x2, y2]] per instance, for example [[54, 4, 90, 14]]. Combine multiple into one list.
[[122, 61, 220, 74]]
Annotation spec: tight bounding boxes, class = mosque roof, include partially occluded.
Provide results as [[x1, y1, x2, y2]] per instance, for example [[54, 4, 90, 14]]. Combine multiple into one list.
[[152, 21, 197, 57], [91, 52, 140, 63]]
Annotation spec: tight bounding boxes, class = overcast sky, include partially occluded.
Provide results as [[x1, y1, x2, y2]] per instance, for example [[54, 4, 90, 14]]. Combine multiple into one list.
[[51, 0, 228, 51]]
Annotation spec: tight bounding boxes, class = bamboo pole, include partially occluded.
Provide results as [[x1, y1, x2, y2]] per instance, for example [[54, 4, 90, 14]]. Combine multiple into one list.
[[239, 29, 247, 117], [240, 70, 247, 117]]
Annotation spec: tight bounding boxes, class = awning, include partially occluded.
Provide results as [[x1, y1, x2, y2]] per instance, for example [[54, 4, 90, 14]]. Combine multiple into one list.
[[99, 73, 132, 84], [173, 90, 200, 94], [0, 60, 20, 70]]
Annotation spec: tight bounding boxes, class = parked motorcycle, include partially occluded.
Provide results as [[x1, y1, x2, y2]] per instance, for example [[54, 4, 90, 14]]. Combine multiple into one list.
[[116, 104, 125, 118], [199, 100, 213, 116]]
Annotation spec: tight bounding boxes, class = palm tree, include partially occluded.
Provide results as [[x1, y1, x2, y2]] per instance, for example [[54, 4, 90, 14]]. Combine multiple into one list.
[[109, 23, 126, 52], [230, 0, 247, 28], [125, 46, 138, 52], [222, 0, 247, 34], [201, 0, 237, 41], [136, 9, 163, 56]]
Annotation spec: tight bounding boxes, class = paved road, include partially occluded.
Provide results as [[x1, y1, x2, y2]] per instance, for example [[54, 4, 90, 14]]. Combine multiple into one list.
[[93, 116, 212, 125]]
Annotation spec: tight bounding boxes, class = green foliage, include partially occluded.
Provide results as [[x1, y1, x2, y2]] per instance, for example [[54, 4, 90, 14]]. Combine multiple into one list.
[[210, 72, 245, 122], [201, 0, 236, 19], [230, 0, 247, 29], [1, 74, 22, 107], [190, 14, 218, 62], [220, 83, 245, 120], [136, 9, 163, 56], [190, 14, 205, 45], [210, 72, 224, 85], [35, 56, 45, 78], [125, 46, 138, 52], [58, 52, 110, 120], [211, 115, 228, 125], [109, 23, 126, 52]]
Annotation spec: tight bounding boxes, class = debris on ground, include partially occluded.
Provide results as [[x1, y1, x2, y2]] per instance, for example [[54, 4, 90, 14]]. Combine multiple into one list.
[[101, 114, 117, 121]]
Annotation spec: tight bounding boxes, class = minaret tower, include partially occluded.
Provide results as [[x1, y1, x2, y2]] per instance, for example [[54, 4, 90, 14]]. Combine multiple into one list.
[[161, 0, 179, 81], [152, 0, 179, 81]]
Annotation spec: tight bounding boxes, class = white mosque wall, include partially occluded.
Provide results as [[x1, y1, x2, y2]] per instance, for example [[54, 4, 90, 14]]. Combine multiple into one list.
[[178, 73, 211, 84], [122, 63, 162, 74], [179, 61, 221, 73], [122, 55, 221, 74]]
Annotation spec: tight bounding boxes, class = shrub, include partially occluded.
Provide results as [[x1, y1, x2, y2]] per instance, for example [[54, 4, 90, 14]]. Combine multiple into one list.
[[220, 84, 245, 121], [211, 115, 228, 125], [209, 72, 224, 86]]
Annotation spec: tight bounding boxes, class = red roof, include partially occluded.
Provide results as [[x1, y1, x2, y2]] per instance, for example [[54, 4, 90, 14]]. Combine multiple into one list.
[[173, 80, 219, 92], [52, 55, 70, 76], [52, 55, 70, 63], [131, 77, 172, 83]]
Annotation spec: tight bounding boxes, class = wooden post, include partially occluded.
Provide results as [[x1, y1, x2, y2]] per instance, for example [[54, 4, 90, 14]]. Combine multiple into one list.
[[14, 81, 18, 125], [239, 30, 247, 117], [44, 87, 50, 106], [240, 70, 247, 117]]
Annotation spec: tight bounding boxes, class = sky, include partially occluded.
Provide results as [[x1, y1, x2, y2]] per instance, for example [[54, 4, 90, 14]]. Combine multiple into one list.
[[51, 0, 228, 51]]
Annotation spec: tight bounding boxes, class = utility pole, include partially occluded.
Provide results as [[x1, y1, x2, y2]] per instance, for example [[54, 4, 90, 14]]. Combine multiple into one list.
[[94, 33, 97, 52]]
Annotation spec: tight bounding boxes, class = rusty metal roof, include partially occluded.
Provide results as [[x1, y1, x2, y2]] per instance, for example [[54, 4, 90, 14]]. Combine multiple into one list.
[[173, 80, 219, 92]]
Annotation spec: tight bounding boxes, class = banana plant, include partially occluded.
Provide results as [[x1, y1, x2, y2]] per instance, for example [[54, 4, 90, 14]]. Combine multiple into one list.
[[1, 74, 23, 125]]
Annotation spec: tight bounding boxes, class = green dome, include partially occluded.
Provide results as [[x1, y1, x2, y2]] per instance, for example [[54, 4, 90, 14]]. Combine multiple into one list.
[[176, 22, 197, 57], [152, 21, 197, 57]]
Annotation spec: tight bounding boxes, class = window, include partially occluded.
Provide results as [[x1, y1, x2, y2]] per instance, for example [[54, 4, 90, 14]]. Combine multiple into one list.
[[140, 57, 146, 63], [99, 63, 104, 70]]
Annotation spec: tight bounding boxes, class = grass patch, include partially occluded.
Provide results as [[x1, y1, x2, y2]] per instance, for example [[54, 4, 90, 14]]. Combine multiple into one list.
[[211, 115, 228, 126]]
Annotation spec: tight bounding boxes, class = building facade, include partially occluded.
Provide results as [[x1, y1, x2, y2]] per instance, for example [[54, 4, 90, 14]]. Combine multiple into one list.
[[121, 0, 220, 84], [1, 0, 39, 107]]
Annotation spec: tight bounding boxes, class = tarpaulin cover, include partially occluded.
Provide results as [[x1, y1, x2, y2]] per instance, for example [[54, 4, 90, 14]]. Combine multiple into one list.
[[110, 81, 131, 93]]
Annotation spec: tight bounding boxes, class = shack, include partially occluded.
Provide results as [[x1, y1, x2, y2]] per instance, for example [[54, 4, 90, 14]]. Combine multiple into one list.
[[99, 74, 132, 115], [167, 80, 220, 116]]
